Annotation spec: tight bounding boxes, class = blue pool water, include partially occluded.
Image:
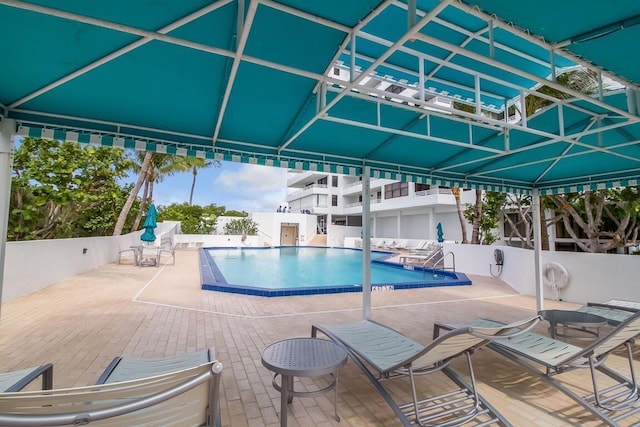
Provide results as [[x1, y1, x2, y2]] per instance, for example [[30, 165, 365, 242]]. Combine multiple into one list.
[[200, 247, 471, 297]]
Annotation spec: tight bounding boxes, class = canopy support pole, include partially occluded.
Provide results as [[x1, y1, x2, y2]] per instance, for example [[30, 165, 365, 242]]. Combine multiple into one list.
[[532, 188, 544, 311], [362, 166, 372, 320], [0, 118, 15, 319]]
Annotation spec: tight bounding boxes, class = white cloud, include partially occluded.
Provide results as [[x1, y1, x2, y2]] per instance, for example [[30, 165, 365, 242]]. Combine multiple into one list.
[[213, 164, 287, 212], [215, 164, 286, 191]]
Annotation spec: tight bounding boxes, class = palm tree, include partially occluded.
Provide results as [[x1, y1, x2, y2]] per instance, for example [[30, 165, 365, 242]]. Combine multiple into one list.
[[113, 152, 152, 236], [452, 186, 468, 243], [176, 158, 220, 205], [131, 153, 184, 231]]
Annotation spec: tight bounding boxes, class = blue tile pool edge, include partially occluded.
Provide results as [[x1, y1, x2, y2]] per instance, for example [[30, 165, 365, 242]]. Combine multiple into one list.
[[199, 247, 471, 297]]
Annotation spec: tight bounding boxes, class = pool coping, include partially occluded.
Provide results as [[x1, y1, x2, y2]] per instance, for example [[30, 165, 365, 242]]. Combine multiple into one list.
[[200, 246, 472, 297]]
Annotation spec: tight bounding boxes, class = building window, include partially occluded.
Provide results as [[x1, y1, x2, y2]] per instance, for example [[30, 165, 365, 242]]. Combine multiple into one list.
[[333, 67, 340, 76], [332, 195, 338, 206], [318, 177, 327, 185], [384, 182, 408, 199], [332, 176, 338, 187], [415, 183, 430, 192]]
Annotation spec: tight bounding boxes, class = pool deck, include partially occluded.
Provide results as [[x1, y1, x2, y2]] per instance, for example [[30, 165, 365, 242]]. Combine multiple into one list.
[[1, 249, 639, 426]]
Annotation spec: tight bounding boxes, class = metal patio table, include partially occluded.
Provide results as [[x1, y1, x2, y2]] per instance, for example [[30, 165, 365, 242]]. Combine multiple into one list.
[[539, 309, 609, 341], [261, 337, 348, 427]]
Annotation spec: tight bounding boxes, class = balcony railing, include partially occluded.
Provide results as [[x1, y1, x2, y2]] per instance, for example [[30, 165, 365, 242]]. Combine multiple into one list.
[[415, 188, 453, 196]]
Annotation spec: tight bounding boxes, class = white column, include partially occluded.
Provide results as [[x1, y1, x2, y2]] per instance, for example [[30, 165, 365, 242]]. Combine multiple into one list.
[[428, 208, 434, 240], [0, 119, 15, 314], [532, 189, 544, 311], [362, 166, 372, 319]]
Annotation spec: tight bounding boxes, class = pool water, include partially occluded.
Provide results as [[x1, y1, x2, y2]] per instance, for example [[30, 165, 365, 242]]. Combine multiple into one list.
[[200, 246, 471, 297]]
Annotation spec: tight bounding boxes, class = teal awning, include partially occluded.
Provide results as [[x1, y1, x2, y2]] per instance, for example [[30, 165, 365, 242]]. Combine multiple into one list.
[[2, 0, 640, 194]]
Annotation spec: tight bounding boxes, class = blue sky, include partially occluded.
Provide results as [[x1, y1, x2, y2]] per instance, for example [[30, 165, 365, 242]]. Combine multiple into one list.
[[152, 161, 288, 212]]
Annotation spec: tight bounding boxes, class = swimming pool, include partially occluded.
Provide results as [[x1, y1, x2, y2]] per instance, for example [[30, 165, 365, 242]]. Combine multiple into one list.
[[200, 247, 471, 297]]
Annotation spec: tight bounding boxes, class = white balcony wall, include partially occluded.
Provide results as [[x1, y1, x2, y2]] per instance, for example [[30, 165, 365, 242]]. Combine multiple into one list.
[[286, 171, 328, 188]]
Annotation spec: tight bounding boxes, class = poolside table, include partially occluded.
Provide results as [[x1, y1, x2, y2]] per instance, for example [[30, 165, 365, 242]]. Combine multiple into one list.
[[261, 338, 347, 427], [539, 309, 609, 341]]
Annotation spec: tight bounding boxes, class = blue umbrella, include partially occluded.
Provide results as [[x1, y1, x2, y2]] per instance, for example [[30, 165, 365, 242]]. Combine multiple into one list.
[[140, 204, 158, 243], [436, 222, 444, 243]]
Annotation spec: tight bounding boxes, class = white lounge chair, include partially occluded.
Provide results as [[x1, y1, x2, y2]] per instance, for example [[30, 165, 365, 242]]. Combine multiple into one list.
[[0, 349, 223, 427], [439, 312, 640, 426], [312, 317, 539, 426], [577, 301, 638, 326]]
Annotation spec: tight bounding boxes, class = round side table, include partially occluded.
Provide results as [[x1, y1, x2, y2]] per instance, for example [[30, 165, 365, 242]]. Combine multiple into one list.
[[261, 337, 348, 427], [539, 309, 608, 341]]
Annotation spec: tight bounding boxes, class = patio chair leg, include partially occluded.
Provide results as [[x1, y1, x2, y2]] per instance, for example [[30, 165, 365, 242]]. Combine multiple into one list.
[[590, 343, 640, 411], [407, 365, 423, 426]]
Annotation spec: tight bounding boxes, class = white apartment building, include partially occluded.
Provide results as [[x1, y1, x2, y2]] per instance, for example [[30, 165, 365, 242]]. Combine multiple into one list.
[[286, 171, 476, 243]]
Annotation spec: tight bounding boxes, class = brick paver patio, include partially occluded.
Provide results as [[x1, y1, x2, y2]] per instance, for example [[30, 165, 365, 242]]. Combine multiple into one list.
[[1, 249, 637, 426]]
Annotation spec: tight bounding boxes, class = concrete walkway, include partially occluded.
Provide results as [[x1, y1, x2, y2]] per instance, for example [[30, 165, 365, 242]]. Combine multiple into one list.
[[0, 249, 637, 426]]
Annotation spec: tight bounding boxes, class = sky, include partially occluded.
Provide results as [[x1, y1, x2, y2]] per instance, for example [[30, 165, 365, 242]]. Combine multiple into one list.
[[151, 161, 289, 213]]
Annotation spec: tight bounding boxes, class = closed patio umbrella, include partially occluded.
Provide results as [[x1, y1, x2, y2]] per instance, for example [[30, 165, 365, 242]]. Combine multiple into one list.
[[140, 204, 158, 243]]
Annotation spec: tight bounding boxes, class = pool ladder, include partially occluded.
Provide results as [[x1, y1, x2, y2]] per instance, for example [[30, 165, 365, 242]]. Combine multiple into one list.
[[422, 250, 456, 276]]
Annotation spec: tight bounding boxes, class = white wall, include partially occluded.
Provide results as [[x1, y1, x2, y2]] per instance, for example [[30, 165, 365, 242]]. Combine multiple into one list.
[[444, 243, 640, 304], [173, 234, 263, 247], [327, 225, 360, 247], [434, 212, 464, 242], [376, 216, 396, 238], [250, 212, 316, 246], [2, 221, 180, 302], [400, 213, 430, 239]]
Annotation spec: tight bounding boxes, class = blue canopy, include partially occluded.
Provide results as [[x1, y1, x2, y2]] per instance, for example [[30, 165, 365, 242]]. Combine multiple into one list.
[[1, 1, 640, 194]]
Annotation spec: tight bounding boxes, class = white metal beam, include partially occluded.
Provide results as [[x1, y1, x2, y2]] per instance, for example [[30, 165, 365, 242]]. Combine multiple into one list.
[[451, 0, 639, 91], [277, 0, 453, 153], [0, 118, 15, 317], [362, 166, 372, 319], [414, 31, 639, 122], [3, 0, 235, 109], [320, 114, 504, 154], [532, 189, 544, 311], [212, 0, 258, 145]]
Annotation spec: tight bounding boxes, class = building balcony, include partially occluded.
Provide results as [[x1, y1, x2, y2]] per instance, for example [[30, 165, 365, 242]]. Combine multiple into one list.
[[286, 171, 329, 188], [287, 184, 329, 201]]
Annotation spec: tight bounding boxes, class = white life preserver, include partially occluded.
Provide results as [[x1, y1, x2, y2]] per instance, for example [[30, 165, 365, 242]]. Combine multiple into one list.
[[543, 262, 570, 295]]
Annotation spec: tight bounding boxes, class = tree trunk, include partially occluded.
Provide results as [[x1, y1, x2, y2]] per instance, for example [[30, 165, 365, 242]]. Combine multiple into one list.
[[453, 187, 468, 243], [113, 152, 152, 236], [189, 167, 197, 206], [131, 176, 150, 232], [471, 189, 482, 244]]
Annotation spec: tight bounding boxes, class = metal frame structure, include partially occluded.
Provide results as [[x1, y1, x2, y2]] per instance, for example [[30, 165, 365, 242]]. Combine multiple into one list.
[[2, 0, 640, 193]]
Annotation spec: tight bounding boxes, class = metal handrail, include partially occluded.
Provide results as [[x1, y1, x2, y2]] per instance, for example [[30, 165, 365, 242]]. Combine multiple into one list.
[[422, 250, 456, 276], [421, 249, 444, 272], [434, 252, 456, 275]]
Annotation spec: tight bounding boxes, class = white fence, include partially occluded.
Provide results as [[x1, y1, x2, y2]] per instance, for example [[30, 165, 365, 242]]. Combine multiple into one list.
[[3, 230, 640, 306]]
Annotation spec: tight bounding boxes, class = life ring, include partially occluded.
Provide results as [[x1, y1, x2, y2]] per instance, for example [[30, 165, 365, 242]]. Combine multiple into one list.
[[543, 262, 570, 290]]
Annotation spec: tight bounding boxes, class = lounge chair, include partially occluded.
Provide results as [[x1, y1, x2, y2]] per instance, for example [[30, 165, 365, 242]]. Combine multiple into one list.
[[0, 349, 223, 426], [312, 317, 540, 426], [577, 301, 638, 326], [438, 312, 640, 426], [0, 364, 53, 392]]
